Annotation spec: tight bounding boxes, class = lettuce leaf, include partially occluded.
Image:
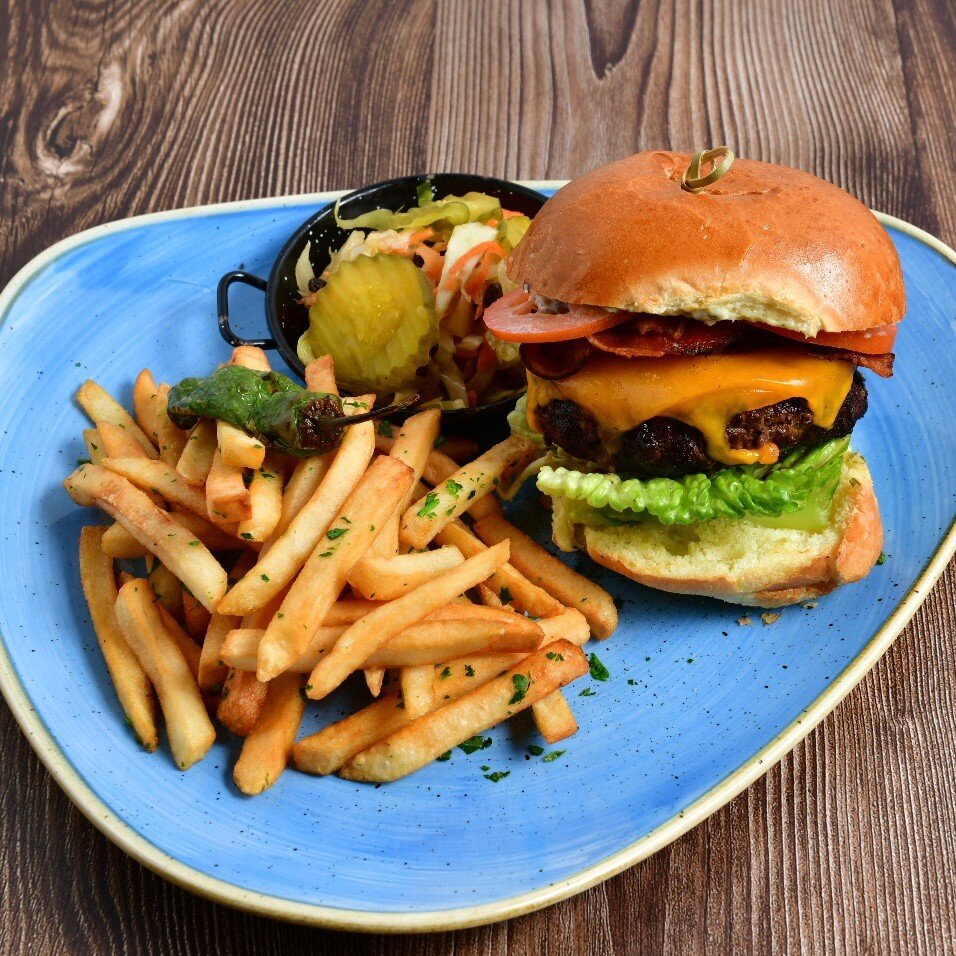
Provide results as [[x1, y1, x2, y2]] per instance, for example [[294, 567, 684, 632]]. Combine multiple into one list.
[[537, 437, 850, 527], [507, 393, 545, 448]]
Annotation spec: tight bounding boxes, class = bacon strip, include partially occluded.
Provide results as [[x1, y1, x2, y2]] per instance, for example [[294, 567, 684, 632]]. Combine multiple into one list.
[[588, 316, 742, 357]]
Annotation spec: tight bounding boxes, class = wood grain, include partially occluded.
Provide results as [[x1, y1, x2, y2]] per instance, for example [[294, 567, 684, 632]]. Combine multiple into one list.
[[2, 0, 955, 952]]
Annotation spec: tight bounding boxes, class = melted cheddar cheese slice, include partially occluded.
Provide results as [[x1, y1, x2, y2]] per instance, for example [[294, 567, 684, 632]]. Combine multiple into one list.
[[526, 348, 854, 466]]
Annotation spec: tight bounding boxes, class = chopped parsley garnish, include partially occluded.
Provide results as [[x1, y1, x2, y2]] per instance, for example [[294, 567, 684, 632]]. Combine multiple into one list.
[[509, 673, 532, 705], [459, 735, 492, 754], [627, 678, 638, 686], [326, 527, 348, 540], [260, 573, 270, 582], [318, 550, 334, 557], [483, 770, 510, 782], [546, 651, 564, 662], [240, 532, 255, 539], [579, 687, 596, 697], [188, 540, 200, 547], [877, 551, 888, 565], [433, 435, 446, 447], [542, 750, 566, 763], [377, 420, 393, 438], [445, 478, 463, 498], [436, 750, 452, 762], [499, 586, 513, 605], [588, 652, 610, 681], [417, 491, 440, 518], [464, 664, 475, 677], [76, 458, 91, 467], [439, 666, 451, 679], [527, 745, 544, 756]]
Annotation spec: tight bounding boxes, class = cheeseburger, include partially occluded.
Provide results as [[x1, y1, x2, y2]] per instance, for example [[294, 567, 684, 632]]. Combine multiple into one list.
[[485, 149, 904, 607]]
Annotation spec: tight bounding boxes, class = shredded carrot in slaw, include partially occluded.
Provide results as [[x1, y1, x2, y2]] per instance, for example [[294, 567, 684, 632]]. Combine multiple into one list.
[[441, 241, 507, 291]]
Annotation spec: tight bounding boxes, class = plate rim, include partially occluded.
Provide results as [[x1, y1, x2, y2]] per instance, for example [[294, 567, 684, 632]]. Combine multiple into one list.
[[0, 184, 954, 933]]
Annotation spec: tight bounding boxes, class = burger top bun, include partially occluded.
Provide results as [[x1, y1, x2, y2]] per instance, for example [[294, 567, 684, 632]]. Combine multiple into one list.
[[507, 151, 905, 337]]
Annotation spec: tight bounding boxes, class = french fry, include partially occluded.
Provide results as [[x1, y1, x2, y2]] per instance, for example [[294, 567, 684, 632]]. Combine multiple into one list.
[[199, 612, 238, 692], [75, 380, 157, 458], [148, 561, 182, 617], [304, 355, 337, 393], [115, 580, 216, 769], [218, 421, 266, 470], [233, 672, 306, 795], [78, 528, 157, 751], [400, 436, 535, 549], [222, 606, 541, 672], [347, 546, 464, 601], [276, 456, 333, 537], [83, 428, 105, 464], [400, 666, 435, 718], [169, 508, 246, 551], [100, 523, 148, 559], [306, 540, 510, 699], [101, 456, 209, 520], [436, 522, 564, 618], [538, 607, 591, 648], [467, 493, 503, 521], [98, 421, 154, 460], [230, 345, 272, 372], [133, 371, 189, 465], [63, 465, 227, 611], [295, 690, 409, 776], [364, 668, 386, 696], [157, 603, 202, 681], [373, 436, 460, 488], [474, 515, 618, 638], [236, 453, 283, 543], [368, 408, 441, 555], [433, 435, 479, 463], [217, 668, 269, 736], [422, 448, 464, 487], [182, 589, 212, 639], [477, 581, 502, 607], [295, 647, 540, 776], [322, 599, 382, 626], [206, 449, 251, 523], [339, 640, 587, 782], [217, 419, 376, 616], [101, 508, 244, 559], [531, 692, 579, 744], [257, 455, 415, 681], [176, 419, 217, 486]]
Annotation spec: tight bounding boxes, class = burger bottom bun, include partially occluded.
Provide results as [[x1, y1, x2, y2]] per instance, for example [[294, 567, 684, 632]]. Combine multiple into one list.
[[568, 453, 882, 609]]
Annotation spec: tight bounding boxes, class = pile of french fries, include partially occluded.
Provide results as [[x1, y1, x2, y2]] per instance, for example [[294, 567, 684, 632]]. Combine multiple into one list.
[[63, 346, 618, 791]]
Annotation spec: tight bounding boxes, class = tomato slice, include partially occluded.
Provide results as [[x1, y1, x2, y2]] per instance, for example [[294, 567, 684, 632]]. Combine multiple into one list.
[[764, 323, 898, 355], [483, 289, 634, 342]]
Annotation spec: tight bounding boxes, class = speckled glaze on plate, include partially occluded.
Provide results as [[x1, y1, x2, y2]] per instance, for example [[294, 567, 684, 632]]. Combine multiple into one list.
[[0, 185, 953, 932]]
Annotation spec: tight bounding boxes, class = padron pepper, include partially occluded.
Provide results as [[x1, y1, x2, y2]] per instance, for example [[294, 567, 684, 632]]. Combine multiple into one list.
[[166, 365, 416, 457]]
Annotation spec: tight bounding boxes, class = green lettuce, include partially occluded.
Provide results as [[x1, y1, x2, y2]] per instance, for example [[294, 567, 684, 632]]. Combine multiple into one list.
[[537, 437, 850, 527], [507, 394, 545, 448]]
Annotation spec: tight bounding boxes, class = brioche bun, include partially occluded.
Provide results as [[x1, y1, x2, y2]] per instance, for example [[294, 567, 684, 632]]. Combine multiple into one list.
[[508, 151, 905, 338], [564, 452, 882, 608]]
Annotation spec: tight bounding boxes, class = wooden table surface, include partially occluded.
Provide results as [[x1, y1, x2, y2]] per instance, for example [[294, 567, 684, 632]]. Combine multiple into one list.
[[2, 1, 954, 953]]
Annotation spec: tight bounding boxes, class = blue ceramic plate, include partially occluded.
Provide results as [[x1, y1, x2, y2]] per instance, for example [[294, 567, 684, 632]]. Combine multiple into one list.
[[0, 185, 953, 931]]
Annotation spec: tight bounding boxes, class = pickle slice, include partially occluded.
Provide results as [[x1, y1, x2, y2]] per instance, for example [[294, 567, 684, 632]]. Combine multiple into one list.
[[297, 253, 438, 395]]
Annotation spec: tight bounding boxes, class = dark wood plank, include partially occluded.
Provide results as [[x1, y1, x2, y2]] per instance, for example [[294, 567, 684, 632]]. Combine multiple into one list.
[[1, 1, 954, 953]]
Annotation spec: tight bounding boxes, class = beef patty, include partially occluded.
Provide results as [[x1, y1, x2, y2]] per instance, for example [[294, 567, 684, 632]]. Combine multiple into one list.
[[535, 370, 868, 477]]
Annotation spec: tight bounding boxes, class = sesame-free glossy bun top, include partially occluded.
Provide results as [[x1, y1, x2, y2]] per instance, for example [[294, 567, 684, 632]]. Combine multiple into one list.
[[507, 151, 905, 336]]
